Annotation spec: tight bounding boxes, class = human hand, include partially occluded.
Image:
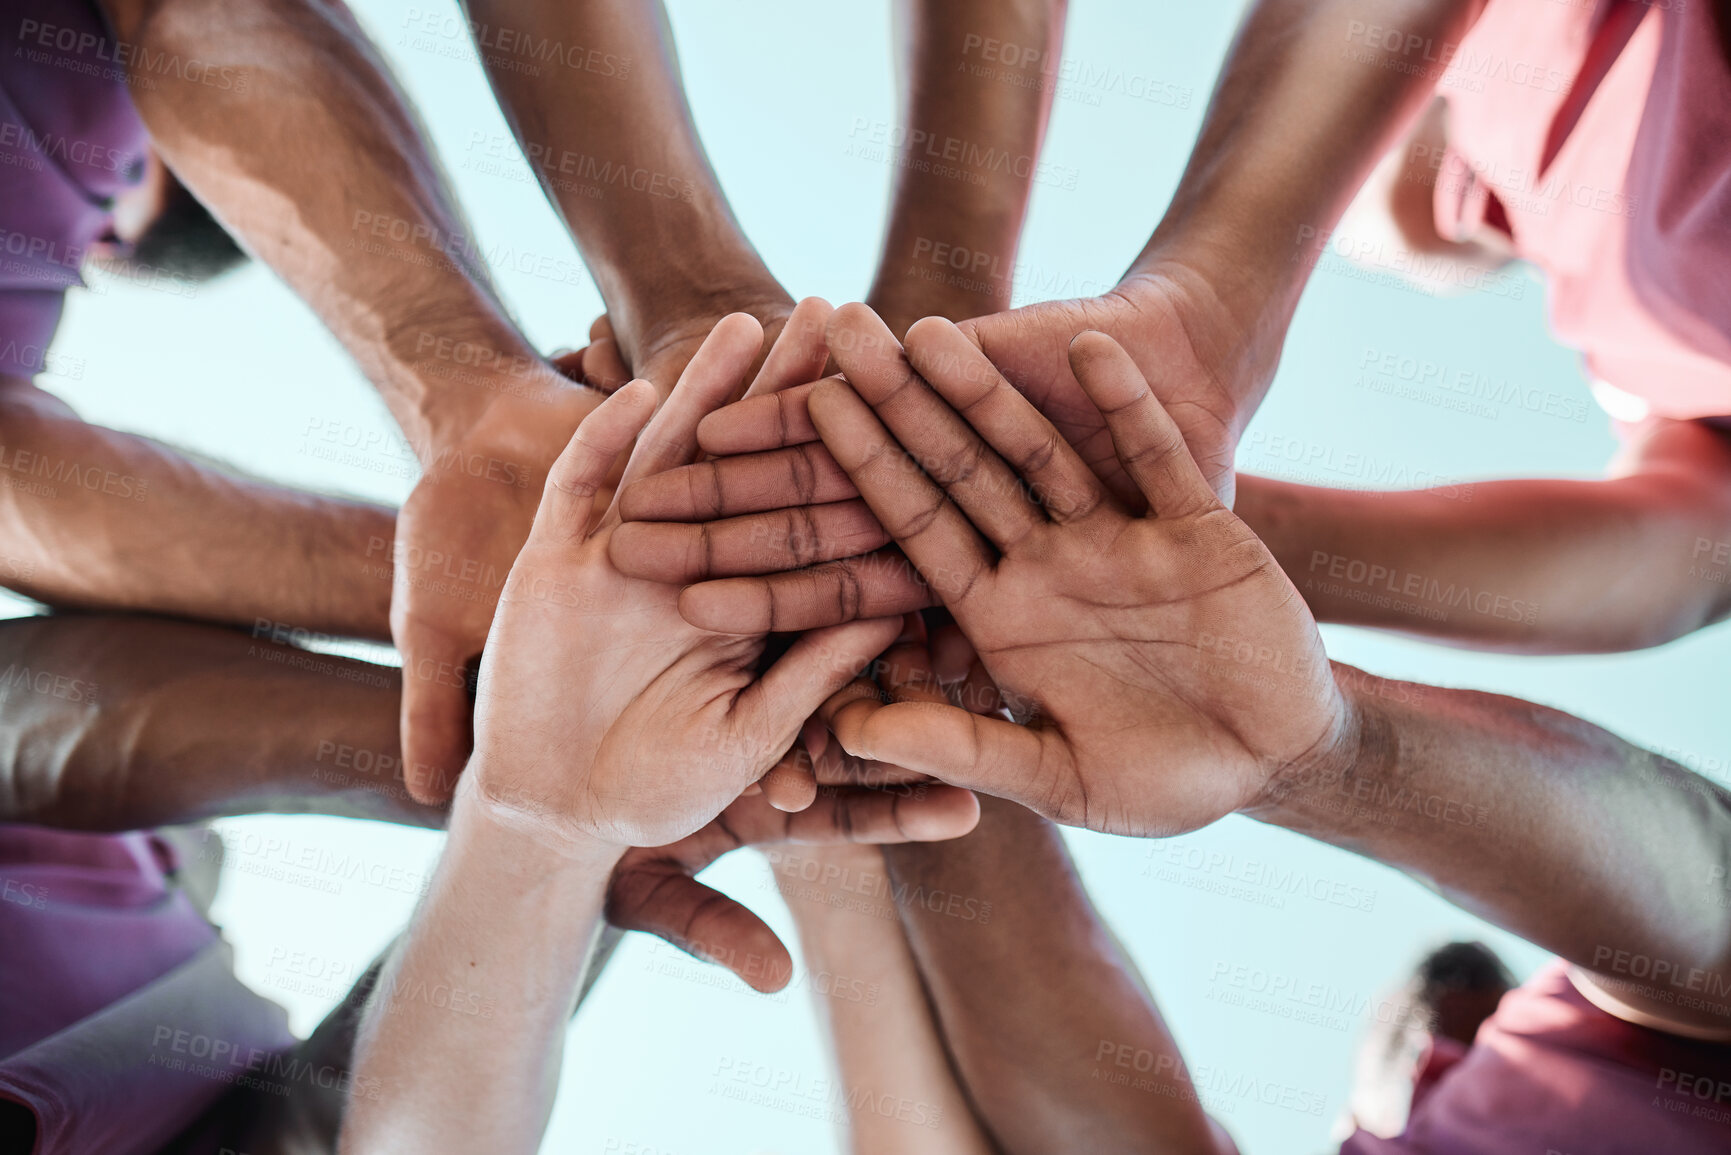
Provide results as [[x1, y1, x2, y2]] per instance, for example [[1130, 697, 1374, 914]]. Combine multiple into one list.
[[953, 262, 1263, 508], [804, 311, 1352, 838], [393, 381, 603, 804], [608, 783, 978, 992], [608, 265, 1265, 631], [465, 313, 924, 852]]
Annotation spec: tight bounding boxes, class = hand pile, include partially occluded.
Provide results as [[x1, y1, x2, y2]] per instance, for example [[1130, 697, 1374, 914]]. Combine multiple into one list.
[[456, 298, 1363, 987]]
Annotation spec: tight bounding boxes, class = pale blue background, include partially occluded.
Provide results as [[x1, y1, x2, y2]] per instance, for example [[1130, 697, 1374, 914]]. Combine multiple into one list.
[[27, 1, 1730, 1151]]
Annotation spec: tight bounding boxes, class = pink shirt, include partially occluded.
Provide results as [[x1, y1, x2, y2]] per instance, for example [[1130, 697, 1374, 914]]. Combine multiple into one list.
[[1341, 962, 1731, 1155], [1435, 0, 1731, 422]]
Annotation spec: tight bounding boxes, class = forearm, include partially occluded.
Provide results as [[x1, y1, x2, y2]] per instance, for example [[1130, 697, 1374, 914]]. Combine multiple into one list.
[[0, 380, 393, 638], [771, 844, 993, 1155], [881, 798, 1231, 1155], [866, 0, 1067, 335], [461, 0, 785, 359], [1254, 666, 1731, 1034], [343, 783, 616, 1155], [1139, 0, 1487, 395], [102, 0, 562, 450], [1235, 470, 1731, 652], [0, 613, 439, 830]]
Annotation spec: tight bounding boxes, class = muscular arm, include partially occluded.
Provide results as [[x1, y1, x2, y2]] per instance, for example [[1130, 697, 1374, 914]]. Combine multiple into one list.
[[96, 0, 573, 451], [882, 798, 1236, 1155], [771, 842, 995, 1155], [341, 783, 615, 1155], [1141, 0, 1491, 393], [459, 0, 791, 384], [0, 375, 393, 639], [1251, 664, 1731, 1038], [1235, 419, 1731, 652], [865, 0, 1068, 338], [0, 613, 437, 830]]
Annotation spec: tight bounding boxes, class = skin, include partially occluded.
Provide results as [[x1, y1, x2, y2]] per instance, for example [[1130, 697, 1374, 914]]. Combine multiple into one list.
[[834, 654, 1731, 1155], [0, 374, 393, 641], [939, 0, 1492, 509], [95, 0, 606, 805], [458, 0, 797, 397], [612, 0, 1496, 609], [340, 320, 978, 1155], [770, 840, 996, 1155], [864, 0, 1069, 339], [793, 323, 1731, 1036], [750, 327, 1731, 1155], [1234, 416, 1731, 653]]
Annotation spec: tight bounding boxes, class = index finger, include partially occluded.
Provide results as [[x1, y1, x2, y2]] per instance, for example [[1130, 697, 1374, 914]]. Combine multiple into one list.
[[695, 379, 828, 456]]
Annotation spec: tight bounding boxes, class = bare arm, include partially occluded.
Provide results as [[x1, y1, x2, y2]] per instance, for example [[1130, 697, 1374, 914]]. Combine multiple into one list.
[[883, 798, 1237, 1155], [459, 0, 792, 388], [772, 842, 996, 1155], [1251, 664, 1731, 1039], [97, 0, 574, 452], [0, 376, 393, 639], [1235, 418, 1731, 652], [0, 613, 437, 830], [341, 784, 615, 1155], [95, 0, 605, 801], [865, 0, 1068, 338]]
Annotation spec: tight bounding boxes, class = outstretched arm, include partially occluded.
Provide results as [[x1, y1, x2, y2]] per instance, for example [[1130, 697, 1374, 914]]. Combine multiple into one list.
[[865, 0, 1068, 338], [96, 0, 604, 803], [0, 613, 435, 830], [342, 320, 978, 1154], [884, 796, 1238, 1155], [771, 841, 996, 1155], [1250, 665, 1731, 1039], [459, 0, 793, 391], [949, 0, 1491, 504], [96, 0, 578, 453], [0, 375, 393, 640], [1233, 417, 1731, 653]]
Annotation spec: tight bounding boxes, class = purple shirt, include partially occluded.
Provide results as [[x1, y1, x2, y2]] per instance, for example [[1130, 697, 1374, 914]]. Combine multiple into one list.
[[0, 0, 149, 377], [0, 826, 295, 1155]]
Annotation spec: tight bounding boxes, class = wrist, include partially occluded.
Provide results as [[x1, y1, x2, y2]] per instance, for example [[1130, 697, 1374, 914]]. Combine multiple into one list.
[[456, 762, 629, 870], [417, 379, 603, 485], [1241, 663, 1395, 839], [1113, 258, 1284, 438]]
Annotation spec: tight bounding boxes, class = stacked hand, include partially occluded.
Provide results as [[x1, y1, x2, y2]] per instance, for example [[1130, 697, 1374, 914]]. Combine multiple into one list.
[[618, 307, 1354, 837], [466, 313, 979, 983]]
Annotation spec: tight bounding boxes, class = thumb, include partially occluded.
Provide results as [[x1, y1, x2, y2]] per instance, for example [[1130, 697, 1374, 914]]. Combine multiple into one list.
[[396, 623, 475, 805]]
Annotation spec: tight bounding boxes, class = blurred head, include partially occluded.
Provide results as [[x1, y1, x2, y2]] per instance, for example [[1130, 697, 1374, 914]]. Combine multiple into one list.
[[89, 149, 248, 283], [1343, 941, 1514, 1140]]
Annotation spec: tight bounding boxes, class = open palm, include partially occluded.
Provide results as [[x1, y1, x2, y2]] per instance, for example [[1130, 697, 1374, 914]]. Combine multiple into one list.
[[469, 314, 904, 852], [809, 311, 1349, 837]]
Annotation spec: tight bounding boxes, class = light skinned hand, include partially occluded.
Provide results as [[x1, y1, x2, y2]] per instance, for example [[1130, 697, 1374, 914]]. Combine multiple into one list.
[[466, 313, 968, 852], [805, 312, 1352, 837]]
